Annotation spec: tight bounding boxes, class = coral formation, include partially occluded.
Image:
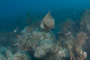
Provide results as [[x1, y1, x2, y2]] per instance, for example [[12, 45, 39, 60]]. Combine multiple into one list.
[[34, 41, 59, 58], [17, 26, 56, 51], [15, 25, 71, 60]]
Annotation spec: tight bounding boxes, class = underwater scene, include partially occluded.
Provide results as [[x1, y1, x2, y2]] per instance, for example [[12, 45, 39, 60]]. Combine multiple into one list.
[[0, 0, 90, 60]]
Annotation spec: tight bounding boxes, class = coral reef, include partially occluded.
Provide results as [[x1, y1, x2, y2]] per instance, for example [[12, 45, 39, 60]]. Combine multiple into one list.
[[1, 9, 90, 60], [15, 16, 88, 60], [15, 26, 72, 60]]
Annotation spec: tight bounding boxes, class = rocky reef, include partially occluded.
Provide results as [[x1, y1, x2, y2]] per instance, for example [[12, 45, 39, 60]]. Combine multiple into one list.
[[15, 26, 70, 60]]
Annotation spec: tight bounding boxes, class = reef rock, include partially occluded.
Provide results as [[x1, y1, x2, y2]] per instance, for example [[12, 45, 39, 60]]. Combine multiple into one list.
[[8, 51, 31, 60], [34, 41, 59, 58], [17, 27, 55, 51]]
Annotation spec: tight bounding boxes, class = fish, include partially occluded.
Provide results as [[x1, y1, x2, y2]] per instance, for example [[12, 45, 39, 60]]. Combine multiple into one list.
[[13, 27, 18, 33], [40, 11, 55, 30], [13, 29, 17, 33]]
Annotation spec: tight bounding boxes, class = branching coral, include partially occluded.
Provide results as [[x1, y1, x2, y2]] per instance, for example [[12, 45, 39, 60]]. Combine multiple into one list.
[[67, 45, 75, 60]]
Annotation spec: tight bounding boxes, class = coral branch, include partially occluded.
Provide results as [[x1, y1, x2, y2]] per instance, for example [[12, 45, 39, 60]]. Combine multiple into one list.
[[67, 45, 75, 60]]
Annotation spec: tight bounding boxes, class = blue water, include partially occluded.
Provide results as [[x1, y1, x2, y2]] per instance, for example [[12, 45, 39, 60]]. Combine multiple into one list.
[[0, 0, 90, 32]]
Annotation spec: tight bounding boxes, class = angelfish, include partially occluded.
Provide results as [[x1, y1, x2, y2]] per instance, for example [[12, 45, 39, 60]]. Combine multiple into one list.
[[40, 11, 55, 30]]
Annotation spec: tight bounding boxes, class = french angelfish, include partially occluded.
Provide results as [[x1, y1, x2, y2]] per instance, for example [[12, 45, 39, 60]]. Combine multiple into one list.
[[40, 11, 55, 30]]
